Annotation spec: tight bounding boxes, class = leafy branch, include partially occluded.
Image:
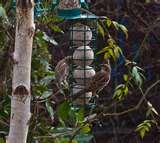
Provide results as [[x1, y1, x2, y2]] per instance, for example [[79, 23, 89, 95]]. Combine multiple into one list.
[[83, 80, 160, 122], [135, 120, 157, 139]]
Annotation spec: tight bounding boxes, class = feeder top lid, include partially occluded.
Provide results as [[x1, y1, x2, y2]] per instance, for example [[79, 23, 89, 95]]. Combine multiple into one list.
[[53, 0, 98, 19], [57, 9, 99, 20]]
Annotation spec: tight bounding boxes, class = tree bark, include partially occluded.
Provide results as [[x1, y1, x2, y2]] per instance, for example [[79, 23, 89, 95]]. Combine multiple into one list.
[[8, 0, 35, 143]]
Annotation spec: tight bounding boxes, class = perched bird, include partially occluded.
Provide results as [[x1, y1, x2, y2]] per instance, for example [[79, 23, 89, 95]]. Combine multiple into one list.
[[55, 56, 71, 89], [73, 59, 111, 99]]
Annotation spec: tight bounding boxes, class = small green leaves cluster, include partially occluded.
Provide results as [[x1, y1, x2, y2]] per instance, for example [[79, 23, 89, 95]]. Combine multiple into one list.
[[97, 17, 145, 102], [54, 101, 92, 143], [113, 61, 145, 101], [113, 79, 129, 101], [112, 20, 128, 39], [57, 101, 87, 128], [135, 120, 157, 139], [98, 17, 128, 39], [97, 17, 127, 61], [37, 14, 63, 33], [32, 31, 55, 101], [125, 60, 145, 87], [32, 31, 56, 125], [97, 38, 123, 61]]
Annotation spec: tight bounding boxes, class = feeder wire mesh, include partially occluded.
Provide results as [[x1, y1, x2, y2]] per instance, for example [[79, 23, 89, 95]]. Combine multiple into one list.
[[67, 18, 98, 106]]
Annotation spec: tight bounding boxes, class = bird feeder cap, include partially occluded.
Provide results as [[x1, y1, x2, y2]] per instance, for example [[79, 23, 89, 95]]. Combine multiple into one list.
[[57, 8, 99, 20], [57, 8, 81, 18]]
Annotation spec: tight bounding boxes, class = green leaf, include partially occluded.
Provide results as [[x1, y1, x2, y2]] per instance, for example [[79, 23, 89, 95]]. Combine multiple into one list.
[[57, 101, 71, 121], [76, 134, 93, 143], [40, 91, 52, 99], [40, 74, 55, 85], [0, 5, 6, 18], [115, 84, 125, 90], [104, 52, 111, 59], [97, 22, 105, 38], [105, 18, 112, 28], [146, 108, 152, 117], [112, 21, 128, 39], [132, 66, 138, 76], [50, 25, 63, 33], [45, 101, 55, 120], [123, 74, 129, 81], [112, 21, 119, 31], [113, 89, 122, 100], [119, 24, 128, 39], [145, 122, 152, 128], [108, 48, 115, 61], [123, 86, 128, 95], [147, 101, 159, 116], [135, 120, 157, 139], [131, 66, 143, 87], [96, 46, 111, 55], [80, 124, 91, 134], [108, 38, 115, 46], [42, 32, 58, 45], [76, 108, 84, 124], [113, 84, 128, 101], [140, 129, 146, 139], [113, 46, 120, 60]]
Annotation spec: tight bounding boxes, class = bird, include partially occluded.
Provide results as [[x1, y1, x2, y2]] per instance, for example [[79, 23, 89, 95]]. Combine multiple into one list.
[[72, 59, 111, 100], [55, 56, 72, 89]]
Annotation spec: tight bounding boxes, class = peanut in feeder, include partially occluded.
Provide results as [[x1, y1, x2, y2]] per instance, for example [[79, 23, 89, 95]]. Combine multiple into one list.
[[70, 24, 92, 47], [73, 46, 94, 66], [73, 66, 96, 85]]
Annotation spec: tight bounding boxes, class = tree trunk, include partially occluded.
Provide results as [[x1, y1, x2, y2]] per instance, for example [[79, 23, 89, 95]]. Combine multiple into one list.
[[8, 0, 35, 143]]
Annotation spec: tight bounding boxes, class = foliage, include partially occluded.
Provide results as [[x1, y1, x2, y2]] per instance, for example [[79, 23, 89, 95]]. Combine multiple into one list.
[[32, 31, 55, 100], [97, 17, 145, 101], [96, 37, 123, 61], [0, 1, 159, 143], [96, 16, 159, 141], [30, 5, 93, 143], [113, 63, 145, 101], [135, 120, 157, 139]]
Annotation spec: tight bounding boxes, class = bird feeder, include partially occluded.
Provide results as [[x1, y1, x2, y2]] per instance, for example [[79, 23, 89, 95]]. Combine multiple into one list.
[[56, 0, 98, 105]]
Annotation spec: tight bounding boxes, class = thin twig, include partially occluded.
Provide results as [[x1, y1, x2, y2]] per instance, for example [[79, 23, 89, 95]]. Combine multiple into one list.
[[34, 131, 73, 140]]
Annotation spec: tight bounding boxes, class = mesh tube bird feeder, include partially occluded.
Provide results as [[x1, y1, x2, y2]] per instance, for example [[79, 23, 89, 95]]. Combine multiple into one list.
[[56, 0, 98, 105], [70, 22, 97, 105]]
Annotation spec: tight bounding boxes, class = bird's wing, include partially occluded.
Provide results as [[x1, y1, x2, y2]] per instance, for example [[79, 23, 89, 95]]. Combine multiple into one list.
[[88, 71, 105, 90], [93, 71, 108, 83], [55, 59, 65, 72]]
